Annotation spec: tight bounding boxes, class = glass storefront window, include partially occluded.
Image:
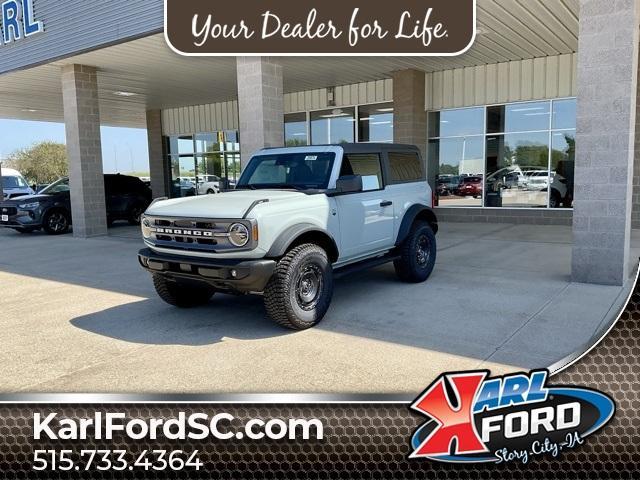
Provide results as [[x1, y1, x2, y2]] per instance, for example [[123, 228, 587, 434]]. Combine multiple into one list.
[[285, 113, 308, 146], [551, 130, 575, 208], [431, 137, 484, 207], [487, 101, 551, 134], [358, 103, 393, 143], [170, 156, 197, 198], [431, 98, 576, 209], [177, 136, 195, 155], [429, 107, 484, 138], [310, 107, 355, 144], [195, 133, 216, 153], [166, 130, 241, 197], [553, 99, 577, 130], [485, 132, 550, 208]]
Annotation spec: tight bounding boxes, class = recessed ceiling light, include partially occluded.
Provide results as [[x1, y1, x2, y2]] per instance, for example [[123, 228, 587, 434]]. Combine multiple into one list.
[[113, 91, 138, 97], [21, 108, 39, 112]]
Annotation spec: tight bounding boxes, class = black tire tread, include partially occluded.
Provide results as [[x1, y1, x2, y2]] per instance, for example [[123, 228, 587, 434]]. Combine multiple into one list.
[[394, 221, 436, 283], [264, 243, 331, 330], [152, 274, 214, 308]]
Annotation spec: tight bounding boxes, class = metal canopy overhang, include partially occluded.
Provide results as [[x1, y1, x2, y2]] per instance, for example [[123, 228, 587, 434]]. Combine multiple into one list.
[[0, 0, 579, 129]]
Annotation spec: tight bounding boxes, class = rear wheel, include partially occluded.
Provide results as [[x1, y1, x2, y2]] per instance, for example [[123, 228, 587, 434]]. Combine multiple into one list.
[[264, 244, 334, 330], [42, 209, 70, 235], [152, 274, 215, 308], [394, 222, 437, 283]]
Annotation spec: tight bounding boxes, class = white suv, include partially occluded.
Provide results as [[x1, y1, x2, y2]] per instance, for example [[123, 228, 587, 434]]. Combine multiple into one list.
[[138, 144, 438, 329]]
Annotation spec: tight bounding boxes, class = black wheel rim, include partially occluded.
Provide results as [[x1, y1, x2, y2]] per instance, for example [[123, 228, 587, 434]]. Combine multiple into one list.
[[48, 213, 67, 233], [416, 234, 430, 267], [295, 263, 323, 311]]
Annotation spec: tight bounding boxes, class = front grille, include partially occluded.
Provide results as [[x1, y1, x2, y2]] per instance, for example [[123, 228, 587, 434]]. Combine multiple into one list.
[[0, 206, 17, 215], [144, 216, 255, 252]]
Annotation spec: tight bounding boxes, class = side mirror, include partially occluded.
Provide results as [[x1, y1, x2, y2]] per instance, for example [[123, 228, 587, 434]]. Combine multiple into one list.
[[335, 175, 363, 194]]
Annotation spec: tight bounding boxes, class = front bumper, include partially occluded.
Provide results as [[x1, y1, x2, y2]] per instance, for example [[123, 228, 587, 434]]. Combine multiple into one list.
[[0, 205, 42, 229], [138, 248, 276, 293]]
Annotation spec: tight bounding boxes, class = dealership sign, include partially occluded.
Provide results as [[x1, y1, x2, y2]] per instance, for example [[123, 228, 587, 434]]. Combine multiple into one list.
[[410, 370, 615, 464], [164, 0, 476, 55], [0, 0, 43, 45]]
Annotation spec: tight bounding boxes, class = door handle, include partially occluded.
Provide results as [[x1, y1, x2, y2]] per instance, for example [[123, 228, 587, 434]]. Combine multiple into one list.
[[380, 201, 393, 207]]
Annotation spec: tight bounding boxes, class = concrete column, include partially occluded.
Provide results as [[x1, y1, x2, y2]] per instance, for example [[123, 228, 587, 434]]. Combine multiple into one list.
[[61, 64, 107, 238], [146, 110, 169, 198], [571, 0, 640, 286], [392, 69, 432, 188], [236, 57, 284, 168]]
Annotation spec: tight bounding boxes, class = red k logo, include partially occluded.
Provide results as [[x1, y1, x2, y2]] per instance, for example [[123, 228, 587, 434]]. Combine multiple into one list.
[[410, 372, 489, 458]]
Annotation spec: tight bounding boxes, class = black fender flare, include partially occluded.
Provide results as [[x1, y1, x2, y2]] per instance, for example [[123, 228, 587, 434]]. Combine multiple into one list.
[[266, 223, 340, 262], [395, 204, 438, 247]]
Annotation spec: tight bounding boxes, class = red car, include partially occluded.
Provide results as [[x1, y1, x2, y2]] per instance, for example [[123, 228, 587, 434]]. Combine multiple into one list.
[[456, 176, 483, 198]]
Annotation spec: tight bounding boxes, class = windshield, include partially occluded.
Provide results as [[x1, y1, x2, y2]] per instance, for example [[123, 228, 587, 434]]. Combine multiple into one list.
[[1, 175, 28, 189], [237, 152, 336, 190], [41, 178, 70, 194]]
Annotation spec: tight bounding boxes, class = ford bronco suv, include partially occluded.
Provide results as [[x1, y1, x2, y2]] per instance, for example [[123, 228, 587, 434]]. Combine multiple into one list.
[[138, 144, 438, 330]]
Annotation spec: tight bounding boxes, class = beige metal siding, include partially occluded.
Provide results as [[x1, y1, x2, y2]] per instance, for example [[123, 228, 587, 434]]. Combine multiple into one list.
[[426, 53, 577, 110], [161, 101, 239, 136], [284, 79, 393, 113]]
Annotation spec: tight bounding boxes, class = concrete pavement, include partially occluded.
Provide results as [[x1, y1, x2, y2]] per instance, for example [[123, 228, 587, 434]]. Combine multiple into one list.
[[0, 221, 635, 393]]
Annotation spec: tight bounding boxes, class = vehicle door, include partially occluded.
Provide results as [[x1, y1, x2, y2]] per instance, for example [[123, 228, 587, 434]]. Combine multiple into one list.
[[334, 153, 395, 260], [104, 176, 128, 216]]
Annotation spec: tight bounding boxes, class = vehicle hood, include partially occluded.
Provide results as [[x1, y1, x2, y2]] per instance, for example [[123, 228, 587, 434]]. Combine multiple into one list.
[[145, 190, 308, 219], [0, 193, 52, 204]]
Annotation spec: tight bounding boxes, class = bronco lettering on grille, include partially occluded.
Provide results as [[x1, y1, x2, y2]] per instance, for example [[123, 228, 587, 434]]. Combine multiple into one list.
[[155, 228, 215, 237]]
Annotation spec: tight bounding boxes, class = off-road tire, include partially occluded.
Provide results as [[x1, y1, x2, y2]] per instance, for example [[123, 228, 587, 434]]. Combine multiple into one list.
[[394, 221, 437, 283], [152, 274, 215, 308], [42, 209, 71, 235], [264, 243, 334, 330]]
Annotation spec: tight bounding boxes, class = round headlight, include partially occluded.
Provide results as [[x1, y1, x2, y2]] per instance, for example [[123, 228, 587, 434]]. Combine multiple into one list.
[[228, 223, 250, 247], [141, 217, 152, 238]]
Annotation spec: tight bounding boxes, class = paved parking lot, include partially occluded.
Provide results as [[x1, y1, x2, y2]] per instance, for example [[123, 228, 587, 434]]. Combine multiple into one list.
[[0, 222, 636, 393]]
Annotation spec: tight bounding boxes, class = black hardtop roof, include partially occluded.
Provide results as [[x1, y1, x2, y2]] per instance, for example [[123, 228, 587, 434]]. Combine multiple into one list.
[[264, 143, 421, 154]]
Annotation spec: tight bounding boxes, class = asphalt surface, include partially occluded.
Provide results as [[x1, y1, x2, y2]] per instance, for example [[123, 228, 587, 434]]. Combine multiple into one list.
[[0, 221, 634, 393]]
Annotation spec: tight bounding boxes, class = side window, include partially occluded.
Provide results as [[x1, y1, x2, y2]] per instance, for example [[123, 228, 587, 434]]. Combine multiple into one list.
[[388, 152, 424, 184], [340, 154, 383, 191]]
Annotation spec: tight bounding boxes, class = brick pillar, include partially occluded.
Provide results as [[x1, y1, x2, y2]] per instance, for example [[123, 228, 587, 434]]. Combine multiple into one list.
[[571, 0, 640, 285], [146, 110, 169, 199], [61, 64, 107, 238], [236, 57, 284, 169], [392, 70, 432, 188]]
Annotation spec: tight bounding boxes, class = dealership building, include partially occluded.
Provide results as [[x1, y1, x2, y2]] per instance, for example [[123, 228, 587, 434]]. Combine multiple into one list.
[[0, 0, 637, 286]]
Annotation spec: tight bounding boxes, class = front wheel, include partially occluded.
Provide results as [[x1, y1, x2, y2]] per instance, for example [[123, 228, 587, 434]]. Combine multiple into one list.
[[152, 274, 215, 308], [394, 222, 437, 283], [264, 244, 334, 330], [42, 209, 70, 235]]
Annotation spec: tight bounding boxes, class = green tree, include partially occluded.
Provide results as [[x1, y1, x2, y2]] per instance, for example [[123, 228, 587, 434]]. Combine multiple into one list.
[[5, 141, 68, 185]]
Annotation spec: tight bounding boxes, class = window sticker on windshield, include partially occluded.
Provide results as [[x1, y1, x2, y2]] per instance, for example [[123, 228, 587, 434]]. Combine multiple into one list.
[[305, 156, 318, 161]]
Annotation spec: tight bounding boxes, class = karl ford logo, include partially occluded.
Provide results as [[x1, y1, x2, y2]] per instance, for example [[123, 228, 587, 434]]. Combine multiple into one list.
[[0, 0, 43, 46], [409, 370, 615, 464], [164, 0, 476, 55]]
